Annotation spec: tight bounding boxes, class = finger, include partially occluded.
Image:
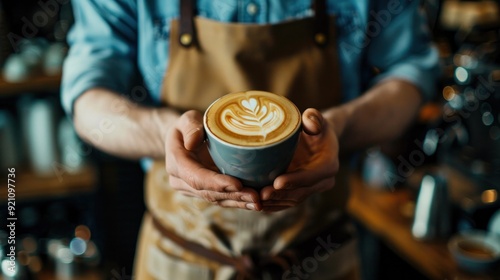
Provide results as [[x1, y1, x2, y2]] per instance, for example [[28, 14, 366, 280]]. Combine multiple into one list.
[[174, 188, 260, 211], [166, 134, 242, 192], [200, 188, 261, 210], [260, 186, 275, 201], [171, 175, 261, 204], [218, 200, 261, 211], [178, 190, 197, 197], [176, 110, 205, 151], [196, 190, 242, 203], [302, 108, 324, 136], [197, 144, 220, 171], [274, 162, 337, 190], [261, 185, 306, 204], [197, 189, 260, 204], [266, 177, 335, 201], [169, 174, 252, 204], [239, 187, 261, 204], [169, 175, 199, 194], [262, 199, 298, 207], [262, 206, 291, 213]]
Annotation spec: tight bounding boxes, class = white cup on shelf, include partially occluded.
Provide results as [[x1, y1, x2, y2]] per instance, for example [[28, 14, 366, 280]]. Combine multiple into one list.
[[0, 110, 21, 169], [58, 118, 85, 173], [25, 98, 59, 176]]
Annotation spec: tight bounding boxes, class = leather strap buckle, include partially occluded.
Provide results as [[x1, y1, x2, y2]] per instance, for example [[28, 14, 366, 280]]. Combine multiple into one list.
[[179, 0, 196, 47], [313, 0, 329, 47]]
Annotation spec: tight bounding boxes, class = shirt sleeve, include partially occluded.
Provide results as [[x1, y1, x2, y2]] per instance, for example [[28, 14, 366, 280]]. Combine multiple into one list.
[[61, 0, 137, 115], [367, 0, 440, 102]]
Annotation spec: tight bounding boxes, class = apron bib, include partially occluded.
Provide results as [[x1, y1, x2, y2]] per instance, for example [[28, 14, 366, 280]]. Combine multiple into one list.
[[134, 1, 353, 279]]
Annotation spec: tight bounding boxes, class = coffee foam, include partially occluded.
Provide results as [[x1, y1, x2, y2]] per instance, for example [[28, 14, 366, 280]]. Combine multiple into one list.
[[205, 91, 301, 147]]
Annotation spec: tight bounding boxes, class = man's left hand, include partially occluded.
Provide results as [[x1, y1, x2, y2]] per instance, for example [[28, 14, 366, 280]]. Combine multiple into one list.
[[260, 108, 339, 212]]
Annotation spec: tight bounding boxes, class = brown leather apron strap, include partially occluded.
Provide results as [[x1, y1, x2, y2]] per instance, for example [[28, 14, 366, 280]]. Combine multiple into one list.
[[151, 214, 256, 279], [151, 213, 306, 279], [312, 0, 329, 46], [151, 212, 354, 279], [179, 0, 196, 47], [178, 0, 329, 47]]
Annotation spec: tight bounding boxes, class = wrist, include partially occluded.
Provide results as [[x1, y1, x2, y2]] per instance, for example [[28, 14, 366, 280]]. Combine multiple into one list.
[[151, 107, 180, 142], [322, 106, 351, 140]]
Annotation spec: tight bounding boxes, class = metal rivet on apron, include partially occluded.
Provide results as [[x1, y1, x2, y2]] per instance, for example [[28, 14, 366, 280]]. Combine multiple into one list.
[[315, 33, 326, 45], [180, 33, 193, 46]]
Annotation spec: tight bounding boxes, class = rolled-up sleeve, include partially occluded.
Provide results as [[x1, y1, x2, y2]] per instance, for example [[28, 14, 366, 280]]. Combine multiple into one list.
[[61, 0, 137, 115], [367, 0, 440, 101]]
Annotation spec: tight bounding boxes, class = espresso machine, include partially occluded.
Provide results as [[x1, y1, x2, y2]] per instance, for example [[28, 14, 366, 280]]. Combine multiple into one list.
[[432, 16, 500, 231]]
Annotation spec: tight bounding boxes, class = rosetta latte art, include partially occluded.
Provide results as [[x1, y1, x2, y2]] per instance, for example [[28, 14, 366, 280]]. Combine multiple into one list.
[[205, 91, 300, 146], [220, 97, 285, 140]]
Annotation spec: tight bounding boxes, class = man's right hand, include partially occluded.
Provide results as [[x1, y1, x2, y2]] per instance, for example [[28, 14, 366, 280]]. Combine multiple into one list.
[[164, 110, 261, 211]]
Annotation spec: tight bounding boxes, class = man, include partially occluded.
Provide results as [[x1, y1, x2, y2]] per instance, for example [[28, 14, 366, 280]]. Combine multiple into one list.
[[62, 0, 439, 279]]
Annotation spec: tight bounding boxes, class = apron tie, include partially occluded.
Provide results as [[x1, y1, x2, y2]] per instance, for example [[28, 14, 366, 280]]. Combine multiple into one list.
[[151, 214, 301, 279], [151, 213, 353, 279]]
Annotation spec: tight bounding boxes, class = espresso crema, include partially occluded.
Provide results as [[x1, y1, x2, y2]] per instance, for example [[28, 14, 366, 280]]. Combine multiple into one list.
[[205, 91, 301, 147]]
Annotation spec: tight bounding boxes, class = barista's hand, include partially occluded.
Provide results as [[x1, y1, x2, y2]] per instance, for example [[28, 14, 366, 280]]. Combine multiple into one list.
[[260, 108, 339, 212], [164, 110, 261, 211]]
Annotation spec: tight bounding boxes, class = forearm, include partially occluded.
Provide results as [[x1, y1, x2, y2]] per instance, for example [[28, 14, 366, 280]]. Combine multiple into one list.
[[324, 79, 423, 152], [73, 88, 179, 159]]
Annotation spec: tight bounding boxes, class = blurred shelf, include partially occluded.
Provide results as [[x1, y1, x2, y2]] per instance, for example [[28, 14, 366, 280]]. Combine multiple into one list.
[[0, 73, 62, 96], [1, 165, 97, 202], [0, 269, 105, 280]]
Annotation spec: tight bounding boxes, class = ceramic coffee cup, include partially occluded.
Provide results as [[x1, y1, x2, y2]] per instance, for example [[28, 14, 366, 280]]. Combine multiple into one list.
[[203, 90, 301, 188]]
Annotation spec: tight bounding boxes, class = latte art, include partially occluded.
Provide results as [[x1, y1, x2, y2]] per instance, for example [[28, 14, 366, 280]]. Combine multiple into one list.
[[204, 91, 301, 147], [220, 97, 285, 140]]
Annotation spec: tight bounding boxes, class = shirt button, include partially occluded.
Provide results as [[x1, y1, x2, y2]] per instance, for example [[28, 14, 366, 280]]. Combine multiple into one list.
[[246, 3, 258, 16]]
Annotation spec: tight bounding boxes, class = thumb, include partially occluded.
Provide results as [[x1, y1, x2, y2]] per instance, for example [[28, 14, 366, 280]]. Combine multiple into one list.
[[301, 108, 324, 136], [178, 110, 205, 151]]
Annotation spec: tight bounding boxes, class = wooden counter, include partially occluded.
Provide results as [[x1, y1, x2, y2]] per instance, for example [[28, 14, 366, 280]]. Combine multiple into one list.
[[347, 173, 498, 280]]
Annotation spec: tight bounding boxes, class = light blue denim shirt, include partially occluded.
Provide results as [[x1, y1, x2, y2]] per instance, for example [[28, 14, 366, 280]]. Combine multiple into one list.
[[61, 0, 440, 114]]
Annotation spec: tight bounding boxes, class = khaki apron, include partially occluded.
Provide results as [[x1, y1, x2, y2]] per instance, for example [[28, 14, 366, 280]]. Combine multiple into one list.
[[134, 0, 356, 279]]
